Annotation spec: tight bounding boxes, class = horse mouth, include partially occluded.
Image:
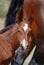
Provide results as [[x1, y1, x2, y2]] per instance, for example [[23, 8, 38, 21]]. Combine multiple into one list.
[[20, 39, 28, 50]]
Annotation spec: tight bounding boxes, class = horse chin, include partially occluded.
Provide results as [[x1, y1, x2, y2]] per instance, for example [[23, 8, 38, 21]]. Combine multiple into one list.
[[21, 43, 28, 50], [20, 39, 28, 50]]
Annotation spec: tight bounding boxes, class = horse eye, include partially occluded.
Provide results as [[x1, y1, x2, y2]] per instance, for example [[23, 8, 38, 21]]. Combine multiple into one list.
[[30, 15, 34, 24], [18, 30, 22, 34], [18, 30, 20, 32]]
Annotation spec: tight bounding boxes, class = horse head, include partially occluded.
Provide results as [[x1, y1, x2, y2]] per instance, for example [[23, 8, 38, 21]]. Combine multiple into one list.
[[17, 19, 35, 53]]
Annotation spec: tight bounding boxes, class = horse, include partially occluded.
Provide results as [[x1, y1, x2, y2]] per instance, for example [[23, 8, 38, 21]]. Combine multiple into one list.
[[11, 19, 36, 65], [22, 0, 44, 65], [0, 18, 36, 65]]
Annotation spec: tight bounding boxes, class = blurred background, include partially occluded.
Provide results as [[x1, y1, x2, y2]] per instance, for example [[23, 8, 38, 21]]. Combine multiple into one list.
[[0, 0, 11, 29], [0, 0, 10, 18]]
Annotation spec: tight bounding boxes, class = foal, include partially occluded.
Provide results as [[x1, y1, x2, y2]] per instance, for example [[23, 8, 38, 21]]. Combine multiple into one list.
[[0, 19, 35, 65], [11, 19, 35, 65]]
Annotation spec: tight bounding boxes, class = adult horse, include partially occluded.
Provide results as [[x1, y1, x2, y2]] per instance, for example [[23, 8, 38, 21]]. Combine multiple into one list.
[[22, 0, 44, 65]]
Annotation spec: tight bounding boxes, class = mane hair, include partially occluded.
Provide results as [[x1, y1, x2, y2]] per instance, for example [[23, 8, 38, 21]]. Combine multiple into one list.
[[0, 23, 18, 34], [5, 0, 24, 27]]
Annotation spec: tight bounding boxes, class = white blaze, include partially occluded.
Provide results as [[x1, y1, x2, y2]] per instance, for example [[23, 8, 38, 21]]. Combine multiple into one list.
[[22, 39, 28, 50], [23, 24, 28, 31]]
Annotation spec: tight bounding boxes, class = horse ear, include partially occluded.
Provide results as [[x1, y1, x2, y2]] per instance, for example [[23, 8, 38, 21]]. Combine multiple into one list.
[[30, 15, 34, 25]]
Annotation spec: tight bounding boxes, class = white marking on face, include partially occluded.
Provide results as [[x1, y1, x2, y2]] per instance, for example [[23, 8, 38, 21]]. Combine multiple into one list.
[[21, 39, 28, 50], [23, 24, 28, 31]]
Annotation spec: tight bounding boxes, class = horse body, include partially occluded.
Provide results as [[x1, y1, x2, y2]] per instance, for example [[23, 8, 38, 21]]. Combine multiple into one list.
[[23, 0, 44, 64]]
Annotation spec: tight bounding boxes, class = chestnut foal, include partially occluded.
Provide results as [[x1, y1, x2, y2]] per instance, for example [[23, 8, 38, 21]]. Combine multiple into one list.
[[0, 19, 35, 65], [11, 19, 35, 65]]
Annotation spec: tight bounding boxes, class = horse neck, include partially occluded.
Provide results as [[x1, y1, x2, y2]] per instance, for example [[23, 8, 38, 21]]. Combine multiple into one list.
[[0, 24, 20, 51]]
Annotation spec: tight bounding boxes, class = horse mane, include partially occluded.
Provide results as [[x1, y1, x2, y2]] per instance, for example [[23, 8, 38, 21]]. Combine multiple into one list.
[[0, 23, 18, 34], [5, 0, 24, 27]]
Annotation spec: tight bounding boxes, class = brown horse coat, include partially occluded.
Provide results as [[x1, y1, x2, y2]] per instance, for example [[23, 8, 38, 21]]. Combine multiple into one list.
[[22, 0, 44, 62], [0, 24, 20, 65], [22, 0, 44, 39], [0, 19, 36, 65]]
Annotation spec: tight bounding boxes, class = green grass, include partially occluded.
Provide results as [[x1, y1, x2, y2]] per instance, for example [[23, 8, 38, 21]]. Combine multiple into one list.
[[0, 0, 10, 18]]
